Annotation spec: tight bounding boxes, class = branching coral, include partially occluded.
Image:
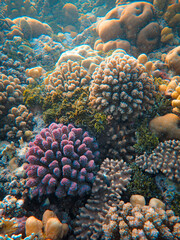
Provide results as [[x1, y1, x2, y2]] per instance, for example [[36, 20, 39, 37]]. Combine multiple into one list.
[[89, 50, 156, 121], [74, 158, 131, 239], [102, 199, 180, 239], [24, 122, 100, 199], [135, 139, 180, 182]]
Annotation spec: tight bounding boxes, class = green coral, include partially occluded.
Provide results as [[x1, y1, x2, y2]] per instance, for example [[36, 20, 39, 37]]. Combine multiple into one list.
[[134, 120, 159, 154], [126, 164, 162, 202]]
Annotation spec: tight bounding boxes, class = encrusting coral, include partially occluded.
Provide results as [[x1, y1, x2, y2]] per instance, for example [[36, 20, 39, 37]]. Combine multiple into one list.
[[135, 139, 180, 182], [24, 122, 100, 199], [74, 158, 131, 239], [89, 49, 156, 121]]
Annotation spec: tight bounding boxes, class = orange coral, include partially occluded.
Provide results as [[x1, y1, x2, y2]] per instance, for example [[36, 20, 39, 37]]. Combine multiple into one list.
[[165, 46, 180, 75], [149, 113, 180, 140], [13, 17, 53, 39], [26, 210, 69, 240]]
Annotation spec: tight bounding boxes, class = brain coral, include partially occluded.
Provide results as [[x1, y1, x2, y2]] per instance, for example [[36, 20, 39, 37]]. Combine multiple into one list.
[[135, 140, 180, 182], [102, 200, 180, 239], [75, 158, 131, 239], [89, 50, 156, 121], [24, 123, 100, 198]]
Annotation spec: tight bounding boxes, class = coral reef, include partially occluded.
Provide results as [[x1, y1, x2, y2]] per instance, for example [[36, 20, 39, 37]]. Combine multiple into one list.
[[0, 74, 34, 141], [89, 50, 156, 121], [0, 195, 26, 218], [25, 210, 68, 240], [102, 198, 180, 239], [74, 158, 131, 239], [135, 139, 180, 182], [102, 120, 136, 162], [45, 60, 92, 98], [24, 122, 100, 199], [134, 120, 159, 154], [165, 46, 180, 75], [0, 167, 27, 199], [149, 113, 180, 140], [56, 45, 102, 74], [30, 35, 65, 71], [95, 2, 160, 54], [3, 105, 34, 141], [13, 17, 53, 40], [0, 49, 27, 83], [155, 174, 180, 215], [163, 3, 180, 29], [3, 0, 37, 19], [126, 164, 162, 201]]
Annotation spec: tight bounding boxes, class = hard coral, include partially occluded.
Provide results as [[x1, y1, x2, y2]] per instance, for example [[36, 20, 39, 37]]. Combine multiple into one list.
[[95, 2, 160, 54], [4, 104, 34, 141], [13, 17, 53, 39], [26, 210, 68, 240], [45, 60, 92, 98], [149, 113, 180, 140], [165, 46, 180, 75], [24, 123, 100, 198], [135, 139, 180, 182], [89, 50, 156, 121], [102, 199, 180, 239], [75, 158, 131, 239]]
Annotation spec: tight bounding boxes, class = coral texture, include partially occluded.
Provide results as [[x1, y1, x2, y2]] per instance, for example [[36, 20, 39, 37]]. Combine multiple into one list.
[[26, 210, 68, 240], [74, 158, 131, 239], [135, 140, 180, 182], [13, 17, 53, 39], [165, 46, 180, 75], [56, 45, 102, 74], [102, 120, 136, 162], [45, 60, 92, 98], [4, 104, 34, 140], [89, 50, 156, 121], [102, 200, 180, 239], [24, 123, 100, 198], [95, 2, 160, 53], [149, 113, 180, 140]]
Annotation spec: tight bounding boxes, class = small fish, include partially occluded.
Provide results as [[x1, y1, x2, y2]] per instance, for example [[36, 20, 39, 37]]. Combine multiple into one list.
[[18, 44, 33, 53], [103, 173, 110, 187]]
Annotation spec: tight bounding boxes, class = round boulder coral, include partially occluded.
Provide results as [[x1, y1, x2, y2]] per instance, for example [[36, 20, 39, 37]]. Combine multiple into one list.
[[24, 123, 100, 198]]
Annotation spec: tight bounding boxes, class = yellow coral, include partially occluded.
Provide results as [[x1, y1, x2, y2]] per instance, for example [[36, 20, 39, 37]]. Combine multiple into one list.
[[161, 26, 174, 42]]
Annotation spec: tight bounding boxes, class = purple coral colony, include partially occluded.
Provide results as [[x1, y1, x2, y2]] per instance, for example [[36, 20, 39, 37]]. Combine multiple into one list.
[[0, 0, 180, 239]]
